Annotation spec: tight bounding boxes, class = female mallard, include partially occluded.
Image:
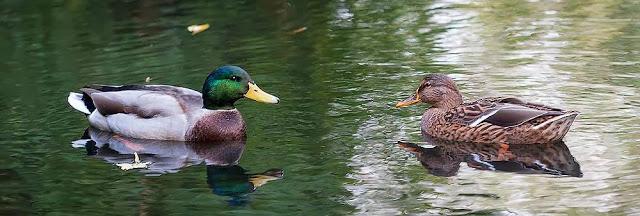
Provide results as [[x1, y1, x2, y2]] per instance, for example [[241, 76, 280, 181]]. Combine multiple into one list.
[[68, 66, 279, 142], [396, 74, 578, 145]]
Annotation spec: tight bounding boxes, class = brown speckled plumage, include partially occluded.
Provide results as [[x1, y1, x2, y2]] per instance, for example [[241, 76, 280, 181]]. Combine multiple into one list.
[[399, 74, 579, 144]]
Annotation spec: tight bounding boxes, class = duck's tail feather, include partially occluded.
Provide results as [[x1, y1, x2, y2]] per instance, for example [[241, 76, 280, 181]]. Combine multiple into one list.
[[71, 139, 92, 148], [532, 112, 579, 130], [68, 92, 94, 114], [71, 128, 92, 148], [532, 111, 579, 142]]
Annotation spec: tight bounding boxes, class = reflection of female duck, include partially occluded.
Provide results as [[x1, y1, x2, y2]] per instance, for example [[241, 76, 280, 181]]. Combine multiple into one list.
[[73, 127, 283, 204], [398, 139, 582, 177]]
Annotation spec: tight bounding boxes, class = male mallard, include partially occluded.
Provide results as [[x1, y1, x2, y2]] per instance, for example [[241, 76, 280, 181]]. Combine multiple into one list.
[[396, 74, 579, 145], [68, 66, 279, 142]]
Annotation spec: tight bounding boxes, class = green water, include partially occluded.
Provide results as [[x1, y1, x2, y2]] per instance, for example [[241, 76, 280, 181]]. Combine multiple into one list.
[[2, 0, 639, 215]]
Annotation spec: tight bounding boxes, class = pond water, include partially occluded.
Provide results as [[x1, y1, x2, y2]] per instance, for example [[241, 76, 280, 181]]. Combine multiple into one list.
[[2, 0, 639, 215]]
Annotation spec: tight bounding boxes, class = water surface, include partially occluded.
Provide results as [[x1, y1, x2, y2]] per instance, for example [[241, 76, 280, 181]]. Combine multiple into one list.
[[2, 0, 639, 215]]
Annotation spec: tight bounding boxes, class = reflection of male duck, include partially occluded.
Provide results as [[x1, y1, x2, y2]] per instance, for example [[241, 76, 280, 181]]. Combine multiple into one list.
[[72, 127, 283, 204], [398, 139, 582, 177], [207, 166, 283, 206]]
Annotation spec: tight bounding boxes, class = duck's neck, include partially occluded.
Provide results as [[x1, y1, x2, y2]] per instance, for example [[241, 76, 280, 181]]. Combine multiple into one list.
[[423, 91, 463, 132], [202, 85, 239, 110], [203, 102, 235, 110], [432, 91, 463, 110], [203, 97, 237, 110]]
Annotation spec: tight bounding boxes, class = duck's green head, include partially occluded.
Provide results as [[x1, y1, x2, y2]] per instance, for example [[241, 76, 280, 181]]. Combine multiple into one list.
[[202, 66, 279, 110]]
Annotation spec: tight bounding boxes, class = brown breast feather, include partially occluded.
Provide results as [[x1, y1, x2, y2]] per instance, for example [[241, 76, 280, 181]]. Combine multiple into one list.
[[187, 111, 247, 142]]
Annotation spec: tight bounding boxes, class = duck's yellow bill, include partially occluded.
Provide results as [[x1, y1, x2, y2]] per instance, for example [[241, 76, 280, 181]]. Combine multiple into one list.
[[245, 82, 279, 104], [396, 92, 420, 107]]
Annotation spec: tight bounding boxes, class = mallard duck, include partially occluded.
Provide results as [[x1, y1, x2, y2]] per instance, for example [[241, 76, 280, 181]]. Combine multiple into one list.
[[68, 66, 279, 142], [396, 74, 579, 145], [397, 140, 582, 177]]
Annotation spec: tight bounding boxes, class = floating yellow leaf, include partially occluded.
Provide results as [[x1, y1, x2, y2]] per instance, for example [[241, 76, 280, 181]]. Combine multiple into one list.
[[292, 26, 307, 34], [187, 24, 210, 35], [116, 152, 152, 171]]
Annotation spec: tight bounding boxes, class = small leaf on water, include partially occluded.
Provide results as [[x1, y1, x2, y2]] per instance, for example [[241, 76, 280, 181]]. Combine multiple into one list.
[[116, 152, 152, 171], [187, 24, 210, 35], [292, 26, 307, 34]]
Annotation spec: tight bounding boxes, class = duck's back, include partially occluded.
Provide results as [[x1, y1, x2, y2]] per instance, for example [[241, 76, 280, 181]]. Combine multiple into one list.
[[69, 84, 203, 141], [422, 97, 578, 144]]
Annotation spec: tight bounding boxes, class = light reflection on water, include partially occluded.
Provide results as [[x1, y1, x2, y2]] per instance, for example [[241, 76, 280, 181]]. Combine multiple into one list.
[[341, 0, 639, 215]]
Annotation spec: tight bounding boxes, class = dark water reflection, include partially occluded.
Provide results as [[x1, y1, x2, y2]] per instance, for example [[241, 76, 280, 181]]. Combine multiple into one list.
[[2, 0, 640, 215], [74, 127, 282, 206], [207, 166, 283, 206], [398, 140, 582, 177]]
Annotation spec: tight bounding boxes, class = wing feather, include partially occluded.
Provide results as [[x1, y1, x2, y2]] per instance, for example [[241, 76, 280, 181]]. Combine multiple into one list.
[[81, 84, 201, 118], [449, 97, 564, 127]]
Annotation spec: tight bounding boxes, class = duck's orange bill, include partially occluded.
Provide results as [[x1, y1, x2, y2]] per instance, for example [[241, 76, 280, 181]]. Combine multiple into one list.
[[395, 92, 420, 107]]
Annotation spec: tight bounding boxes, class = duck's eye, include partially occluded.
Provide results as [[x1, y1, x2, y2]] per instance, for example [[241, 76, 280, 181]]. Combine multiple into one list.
[[230, 76, 240, 81]]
